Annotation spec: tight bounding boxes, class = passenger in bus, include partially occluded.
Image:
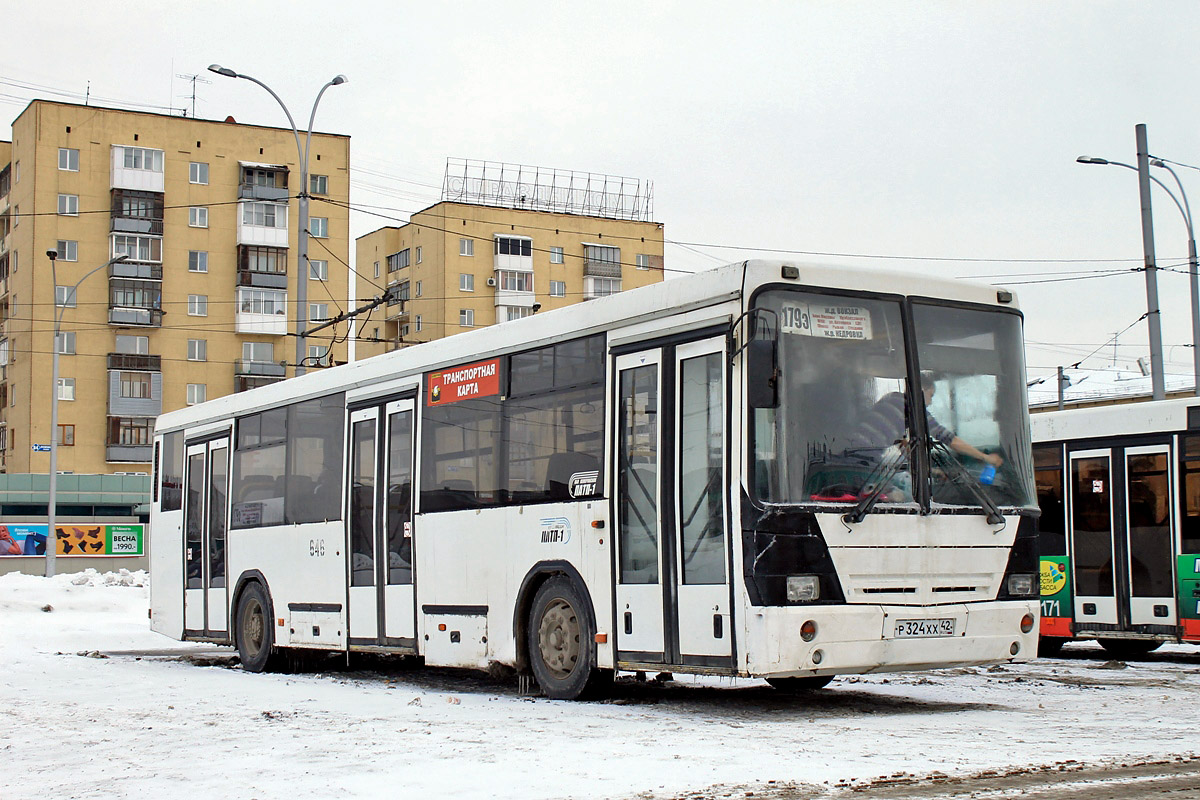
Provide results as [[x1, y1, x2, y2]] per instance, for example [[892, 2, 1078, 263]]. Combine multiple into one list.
[[852, 372, 1002, 469]]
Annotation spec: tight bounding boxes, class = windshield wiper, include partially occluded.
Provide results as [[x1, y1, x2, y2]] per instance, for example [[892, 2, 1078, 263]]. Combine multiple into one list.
[[843, 439, 911, 525], [929, 442, 1004, 525]]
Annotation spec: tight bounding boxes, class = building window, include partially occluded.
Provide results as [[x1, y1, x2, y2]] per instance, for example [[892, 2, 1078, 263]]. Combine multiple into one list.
[[241, 202, 287, 228], [459, 308, 474, 327], [310, 175, 328, 195], [243, 341, 274, 363], [115, 335, 149, 354], [400, 323, 410, 338], [111, 234, 162, 263], [57, 378, 75, 401], [374, 261, 380, 279], [387, 249, 410, 273], [460, 238, 474, 256], [187, 339, 207, 362], [502, 306, 533, 322], [240, 246, 285, 274], [111, 417, 154, 446], [498, 271, 533, 292], [307, 344, 330, 367], [188, 295, 208, 316], [121, 147, 163, 171], [416, 246, 423, 264], [636, 254, 651, 270], [56, 240, 78, 262], [120, 372, 152, 399], [58, 194, 79, 216], [550, 246, 564, 264], [309, 259, 328, 281], [460, 273, 474, 292], [57, 424, 74, 446], [239, 288, 286, 315], [416, 280, 422, 297], [189, 207, 208, 228], [189, 251, 208, 273], [59, 148, 79, 171], [56, 332, 76, 355], [187, 384, 207, 405], [307, 304, 329, 324], [110, 279, 161, 310], [310, 217, 328, 238], [496, 236, 532, 256], [550, 280, 566, 297], [190, 162, 209, 184], [56, 286, 77, 308], [415, 315, 422, 332], [586, 276, 621, 298]]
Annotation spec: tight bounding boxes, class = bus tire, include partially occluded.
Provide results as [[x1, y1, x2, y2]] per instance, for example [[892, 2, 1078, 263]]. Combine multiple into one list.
[[766, 676, 834, 692], [1037, 637, 1067, 658], [1097, 638, 1162, 660], [528, 576, 606, 700], [235, 582, 278, 673]]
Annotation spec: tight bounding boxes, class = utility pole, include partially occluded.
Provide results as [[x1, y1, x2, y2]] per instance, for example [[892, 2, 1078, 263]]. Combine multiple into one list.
[[1135, 123, 1167, 401]]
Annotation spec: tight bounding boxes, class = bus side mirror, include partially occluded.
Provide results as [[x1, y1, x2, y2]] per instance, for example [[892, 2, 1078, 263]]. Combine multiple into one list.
[[747, 338, 778, 409]]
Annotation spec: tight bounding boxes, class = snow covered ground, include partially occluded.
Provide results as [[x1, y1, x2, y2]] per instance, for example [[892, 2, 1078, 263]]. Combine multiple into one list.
[[3, 570, 1198, 800]]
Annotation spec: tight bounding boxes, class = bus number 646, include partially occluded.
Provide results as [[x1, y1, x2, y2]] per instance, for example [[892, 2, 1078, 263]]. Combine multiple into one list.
[[309, 539, 325, 558]]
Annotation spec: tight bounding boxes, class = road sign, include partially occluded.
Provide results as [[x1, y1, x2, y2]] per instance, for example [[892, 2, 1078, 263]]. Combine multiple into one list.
[[31, 444, 51, 452]]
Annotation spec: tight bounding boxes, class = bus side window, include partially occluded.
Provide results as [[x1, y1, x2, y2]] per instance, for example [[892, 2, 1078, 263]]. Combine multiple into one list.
[[1181, 435, 1200, 554]]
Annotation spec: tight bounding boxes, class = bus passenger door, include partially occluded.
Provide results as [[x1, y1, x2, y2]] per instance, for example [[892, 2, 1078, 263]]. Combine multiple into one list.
[[615, 349, 667, 662], [347, 400, 418, 649], [1069, 449, 1118, 626], [673, 339, 733, 664], [183, 435, 231, 638], [1123, 446, 1177, 628]]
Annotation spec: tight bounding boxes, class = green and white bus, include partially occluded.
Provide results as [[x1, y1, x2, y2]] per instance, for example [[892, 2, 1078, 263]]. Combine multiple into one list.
[[150, 259, 1039, 699]]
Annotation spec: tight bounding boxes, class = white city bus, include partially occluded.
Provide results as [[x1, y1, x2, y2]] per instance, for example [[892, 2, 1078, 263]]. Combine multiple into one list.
[[150, 259, 1040, 699], [1031, 398, 1200, 657]]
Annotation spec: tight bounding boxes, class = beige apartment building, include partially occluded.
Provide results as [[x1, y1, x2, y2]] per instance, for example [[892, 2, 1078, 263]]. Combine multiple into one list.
[[0, 100, 350, 474], [355, 162, 664, 355]]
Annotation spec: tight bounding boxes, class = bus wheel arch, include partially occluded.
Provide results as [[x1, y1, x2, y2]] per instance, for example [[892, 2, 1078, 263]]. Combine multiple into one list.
[[231, 571, 279, 672], [514, 562, 609, 699]]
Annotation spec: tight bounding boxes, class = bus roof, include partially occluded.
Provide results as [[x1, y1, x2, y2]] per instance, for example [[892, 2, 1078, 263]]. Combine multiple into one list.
[[156, 259, 1018, 435], [1030, 396, 1200, 443]]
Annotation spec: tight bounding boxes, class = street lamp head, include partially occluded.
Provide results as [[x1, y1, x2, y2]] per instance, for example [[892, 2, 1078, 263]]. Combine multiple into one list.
[[1076, 156, 1110, 165], [46, 249, 58, 261], [207, 64, 238, 79], [1150, 158, 1166, 168], [331, 74, 348, 86]]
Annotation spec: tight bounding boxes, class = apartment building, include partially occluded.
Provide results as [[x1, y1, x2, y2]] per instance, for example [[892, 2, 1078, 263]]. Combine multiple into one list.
[[355, 161, 664, 355], [0, 100, 350, 474]]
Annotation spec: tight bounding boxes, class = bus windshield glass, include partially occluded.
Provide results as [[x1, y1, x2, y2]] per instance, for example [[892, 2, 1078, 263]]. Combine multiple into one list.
[[913, 301, 1036, 510], [751, 289, 1036, 511], [752, 290, 914, 506]]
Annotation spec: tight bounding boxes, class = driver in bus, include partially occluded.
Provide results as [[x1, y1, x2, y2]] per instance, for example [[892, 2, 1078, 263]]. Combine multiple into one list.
[[853, 372, 1003, 468]]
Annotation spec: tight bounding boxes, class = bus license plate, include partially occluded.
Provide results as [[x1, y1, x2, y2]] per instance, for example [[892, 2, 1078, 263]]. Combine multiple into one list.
[[893, 618, 956, 638]]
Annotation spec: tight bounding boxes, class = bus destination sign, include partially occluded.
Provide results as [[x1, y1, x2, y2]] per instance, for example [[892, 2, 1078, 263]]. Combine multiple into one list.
[[427, 358, 501, 406]]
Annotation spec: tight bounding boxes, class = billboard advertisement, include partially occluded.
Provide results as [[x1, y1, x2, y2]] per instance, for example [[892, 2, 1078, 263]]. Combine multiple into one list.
[[0, 524, 144, 557]]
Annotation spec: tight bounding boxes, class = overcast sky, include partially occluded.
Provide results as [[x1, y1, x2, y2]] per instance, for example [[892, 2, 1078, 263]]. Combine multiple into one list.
[[5, 1, 1200, 387]]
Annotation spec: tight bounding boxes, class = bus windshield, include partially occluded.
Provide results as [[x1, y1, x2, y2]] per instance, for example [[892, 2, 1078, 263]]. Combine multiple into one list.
[[751, 289, 1036, 511]]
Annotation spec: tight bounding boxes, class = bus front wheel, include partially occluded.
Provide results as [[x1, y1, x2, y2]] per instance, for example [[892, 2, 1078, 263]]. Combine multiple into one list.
[[528, 576, 608, 700], [766, 676, 834, 692], [235, 582, 279, 673]]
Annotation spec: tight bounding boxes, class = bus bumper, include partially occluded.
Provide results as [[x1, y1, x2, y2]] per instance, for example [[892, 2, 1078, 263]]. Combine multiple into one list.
[[748, 600, 1040, 678]]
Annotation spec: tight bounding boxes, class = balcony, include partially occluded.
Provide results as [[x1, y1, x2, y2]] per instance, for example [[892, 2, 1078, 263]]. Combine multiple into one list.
[[108, 371, 162, 417], [237, 201, 290, 247], [111, 146, 165, 193], [235, 375, 285, 393], [111, 216, 164, 236], [236, 359, 287, 378], [236, 288, 288, 336], [110, 261, 162, 281], [107, 444, 153, 463], [107, 353, 162, 371], [239, 163, 289, 202], [108, 307, 164, 327], [237, 269, 288, 290], [239, 184, 290, 202]]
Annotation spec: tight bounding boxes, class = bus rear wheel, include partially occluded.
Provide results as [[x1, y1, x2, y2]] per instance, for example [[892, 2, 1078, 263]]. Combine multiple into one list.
[[1097, 638, 1162, 660], [528, 576, 608, 700], [1037, 637, 1067, 658], [766, 676, 834, 692], [235, 582, 279, 673]]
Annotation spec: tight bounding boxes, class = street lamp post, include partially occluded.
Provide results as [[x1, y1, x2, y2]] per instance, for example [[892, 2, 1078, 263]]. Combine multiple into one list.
[[1079, 145, 1199, 397], [207, 65, 346, 377], [45, 250, 128, 578]]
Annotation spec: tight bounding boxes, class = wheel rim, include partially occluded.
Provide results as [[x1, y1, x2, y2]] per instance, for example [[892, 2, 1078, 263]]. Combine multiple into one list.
[[537, 597, 580, 680], [242, 596, 265, 659]]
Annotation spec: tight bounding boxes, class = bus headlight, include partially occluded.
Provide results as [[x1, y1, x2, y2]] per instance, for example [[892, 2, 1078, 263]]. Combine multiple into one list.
[[1007, 574, 1036, 597], [787, 575, 821, 603]]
